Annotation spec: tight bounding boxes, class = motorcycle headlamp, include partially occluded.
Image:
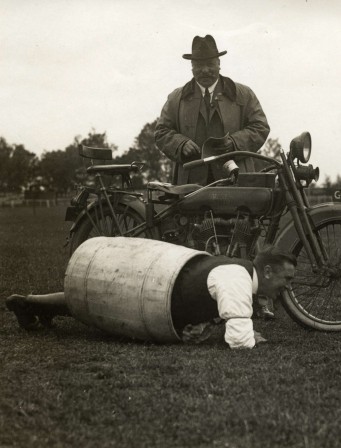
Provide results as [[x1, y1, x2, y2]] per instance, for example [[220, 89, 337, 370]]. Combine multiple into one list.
[[295, 164, 319, 183], [290, 132, 312, 163]]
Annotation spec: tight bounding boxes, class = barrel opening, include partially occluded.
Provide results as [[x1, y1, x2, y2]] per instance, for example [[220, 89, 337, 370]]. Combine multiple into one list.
[[170, 254, 213, 337]]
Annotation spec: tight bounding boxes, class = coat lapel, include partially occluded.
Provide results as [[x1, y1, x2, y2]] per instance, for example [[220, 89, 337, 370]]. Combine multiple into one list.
[[214, 78, 241, 133], [179, 81, 202, 139]]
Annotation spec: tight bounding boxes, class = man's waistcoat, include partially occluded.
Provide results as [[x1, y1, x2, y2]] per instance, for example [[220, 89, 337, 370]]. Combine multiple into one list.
[[171, 255, 254, 329]]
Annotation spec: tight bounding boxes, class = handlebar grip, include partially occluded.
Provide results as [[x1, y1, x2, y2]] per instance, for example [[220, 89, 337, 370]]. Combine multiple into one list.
[[183, 159, 206, 170]]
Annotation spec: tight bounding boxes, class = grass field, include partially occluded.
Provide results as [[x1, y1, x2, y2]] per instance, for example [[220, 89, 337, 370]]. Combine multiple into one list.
[[0, 206, 340, 448]]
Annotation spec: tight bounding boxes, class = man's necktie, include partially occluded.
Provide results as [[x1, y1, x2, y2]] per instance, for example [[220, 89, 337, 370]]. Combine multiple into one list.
[[204, 88, 211, 117]]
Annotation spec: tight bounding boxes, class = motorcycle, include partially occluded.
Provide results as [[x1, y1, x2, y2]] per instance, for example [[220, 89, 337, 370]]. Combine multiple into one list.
[[65, 132, 341, 332]]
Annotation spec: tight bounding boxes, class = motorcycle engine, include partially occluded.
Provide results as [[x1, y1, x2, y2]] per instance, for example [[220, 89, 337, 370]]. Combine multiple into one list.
[[190, 216, 233, 255], [161, 210, 260, 257]]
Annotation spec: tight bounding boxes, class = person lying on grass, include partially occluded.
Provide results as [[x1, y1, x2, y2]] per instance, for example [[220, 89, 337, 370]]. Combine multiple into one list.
[[6, 245, 296, 349]]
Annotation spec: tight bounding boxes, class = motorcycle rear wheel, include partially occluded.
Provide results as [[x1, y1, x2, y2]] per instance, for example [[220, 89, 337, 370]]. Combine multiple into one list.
[[69, 204, 152, 255], [281, 219, 341, 331]]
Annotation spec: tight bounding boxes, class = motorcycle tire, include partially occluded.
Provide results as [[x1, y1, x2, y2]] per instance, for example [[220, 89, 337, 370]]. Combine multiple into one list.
[[69, 203, 153, 255], [281, 218, 341, 332]]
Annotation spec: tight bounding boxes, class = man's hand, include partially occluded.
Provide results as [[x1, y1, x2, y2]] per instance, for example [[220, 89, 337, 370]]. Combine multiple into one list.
[[254, 330, 268, 345], [182, 140, 201, 158]]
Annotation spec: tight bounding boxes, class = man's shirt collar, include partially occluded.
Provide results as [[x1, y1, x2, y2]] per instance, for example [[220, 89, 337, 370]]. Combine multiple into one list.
[[196, 78, 219, 96]]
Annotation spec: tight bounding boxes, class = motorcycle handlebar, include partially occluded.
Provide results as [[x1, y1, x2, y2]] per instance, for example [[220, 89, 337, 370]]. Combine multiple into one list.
[[183, 158, 206, 169], [183, 151, 283, 170], [183, 152, 234, 170]]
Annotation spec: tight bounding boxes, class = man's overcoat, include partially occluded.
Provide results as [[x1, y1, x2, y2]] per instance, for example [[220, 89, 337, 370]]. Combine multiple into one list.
[[155, 75, 270, 184]]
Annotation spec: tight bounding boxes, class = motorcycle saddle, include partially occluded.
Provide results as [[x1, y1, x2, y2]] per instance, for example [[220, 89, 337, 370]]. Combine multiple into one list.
[[147, 181, 202, 196]]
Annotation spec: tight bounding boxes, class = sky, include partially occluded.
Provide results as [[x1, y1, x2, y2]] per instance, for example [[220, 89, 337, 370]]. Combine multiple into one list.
[[1, 0, 341, 181]]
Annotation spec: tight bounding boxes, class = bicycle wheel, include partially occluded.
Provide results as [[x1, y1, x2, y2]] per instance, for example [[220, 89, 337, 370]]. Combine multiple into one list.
[[281, 219, 341, 331], [69, 203, 153, 255]]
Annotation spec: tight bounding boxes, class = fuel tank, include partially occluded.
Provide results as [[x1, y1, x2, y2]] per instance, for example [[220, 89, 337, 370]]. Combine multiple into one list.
[[178, 186, 275, 216]]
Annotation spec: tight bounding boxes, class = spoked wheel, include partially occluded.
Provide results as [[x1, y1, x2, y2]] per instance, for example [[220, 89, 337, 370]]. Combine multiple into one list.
[[281, 219, 341, 331], [69, 204, 153, 255]]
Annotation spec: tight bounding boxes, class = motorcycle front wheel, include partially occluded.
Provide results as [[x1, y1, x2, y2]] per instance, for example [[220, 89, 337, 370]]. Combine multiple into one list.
[[281, 219, 341, 331], [69, 203, 153, 255]]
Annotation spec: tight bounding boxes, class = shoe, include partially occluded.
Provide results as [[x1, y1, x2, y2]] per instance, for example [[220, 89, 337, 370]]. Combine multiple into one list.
[[6, 294, 41, 330], [257, 305, 275, 320]]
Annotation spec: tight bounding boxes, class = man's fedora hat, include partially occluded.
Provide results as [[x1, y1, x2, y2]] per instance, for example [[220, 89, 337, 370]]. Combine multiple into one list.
[[183, 35, 227, 60]]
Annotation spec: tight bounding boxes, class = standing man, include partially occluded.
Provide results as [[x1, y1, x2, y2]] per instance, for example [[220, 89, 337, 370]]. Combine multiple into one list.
[[154, 35, 270, 186]]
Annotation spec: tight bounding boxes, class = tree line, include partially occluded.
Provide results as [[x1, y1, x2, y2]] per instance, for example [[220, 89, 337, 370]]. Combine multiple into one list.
[[0, 120, 172, 195], [0, 120, 335, 195]]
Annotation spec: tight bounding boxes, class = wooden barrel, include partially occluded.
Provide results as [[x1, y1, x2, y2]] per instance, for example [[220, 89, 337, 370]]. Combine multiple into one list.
[[64, 237, 208, 342]]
